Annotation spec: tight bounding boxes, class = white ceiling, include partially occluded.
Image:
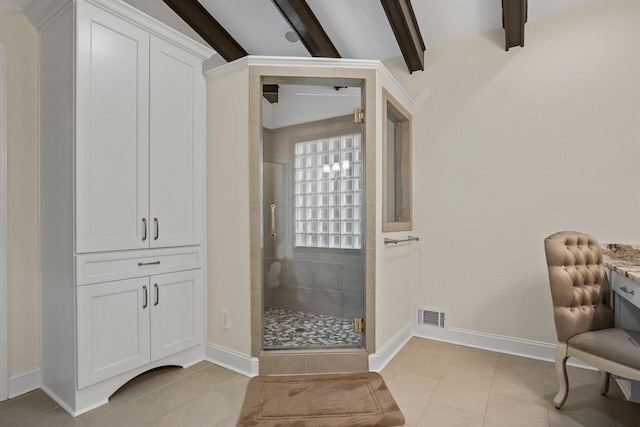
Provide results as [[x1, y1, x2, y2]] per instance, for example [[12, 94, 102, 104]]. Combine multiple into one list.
[[264, 84, 361, 129], [196, 0, 602, 61], [304, 0, 400, 60], [198, 0, 309, 57], [8, 0, 603, 63]]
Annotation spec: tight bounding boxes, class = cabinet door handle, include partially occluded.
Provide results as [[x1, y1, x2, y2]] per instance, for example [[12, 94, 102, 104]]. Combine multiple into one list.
[[142, 285, 148, 309], [620, 286, 636, 296], [154, 218, 159, 241], [154, 284, 159, 306], [142, 218, 147, 241], [137, 261, 160, 267]]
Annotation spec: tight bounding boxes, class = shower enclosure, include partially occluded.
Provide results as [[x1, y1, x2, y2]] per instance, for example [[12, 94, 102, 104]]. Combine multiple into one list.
[[261, 78, 366, 350]]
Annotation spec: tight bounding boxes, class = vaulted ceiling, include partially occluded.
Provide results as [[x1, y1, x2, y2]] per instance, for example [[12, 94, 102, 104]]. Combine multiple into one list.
[[160, 0, 604, 73], [8, 0, 602, 67], [174, 0, 600, 62], [152, 0, 600, 58]]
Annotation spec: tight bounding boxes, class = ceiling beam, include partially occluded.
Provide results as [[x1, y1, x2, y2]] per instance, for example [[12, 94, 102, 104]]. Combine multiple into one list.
[[263, 84, 279, 104], [380, 0, 425, 73], [272, 0, 341, 58], [162, 0, 248, 62], [502, 0, 528, 51]]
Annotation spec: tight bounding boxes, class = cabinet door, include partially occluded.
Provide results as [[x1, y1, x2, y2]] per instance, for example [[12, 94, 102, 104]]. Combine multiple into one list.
[[149, 36, 204, 248], [150, 270, 203, 361], [77, 277, 151, 389], [76, 1, 150, 253]]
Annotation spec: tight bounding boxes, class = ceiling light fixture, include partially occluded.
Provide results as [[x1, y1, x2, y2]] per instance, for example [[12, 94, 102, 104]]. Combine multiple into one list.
[[284, 28, 299, 43]]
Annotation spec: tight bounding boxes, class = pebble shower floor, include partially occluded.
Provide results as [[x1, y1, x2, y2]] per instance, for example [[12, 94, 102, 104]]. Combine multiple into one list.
[[263, 307, 361, 348]]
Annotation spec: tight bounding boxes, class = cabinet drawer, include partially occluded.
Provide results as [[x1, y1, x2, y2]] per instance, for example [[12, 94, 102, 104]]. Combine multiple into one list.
[[610, 271, 640, 309], [76, 247, 203, 285]]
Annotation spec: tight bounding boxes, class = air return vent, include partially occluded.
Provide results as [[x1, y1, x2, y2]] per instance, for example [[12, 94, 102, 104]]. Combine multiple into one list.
[[416, 307, 447, 329]]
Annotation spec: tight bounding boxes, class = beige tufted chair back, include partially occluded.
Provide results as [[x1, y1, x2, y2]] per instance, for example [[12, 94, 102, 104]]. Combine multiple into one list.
[[544, 231, 613, 343]]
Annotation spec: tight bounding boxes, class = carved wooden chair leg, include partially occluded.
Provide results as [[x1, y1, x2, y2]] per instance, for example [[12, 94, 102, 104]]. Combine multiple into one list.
[[554, 344, 569, 409], [599, 371, 610, 395]]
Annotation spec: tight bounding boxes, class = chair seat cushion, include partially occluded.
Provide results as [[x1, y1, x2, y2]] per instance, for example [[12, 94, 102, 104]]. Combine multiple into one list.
[[568, 328, 640, 370]]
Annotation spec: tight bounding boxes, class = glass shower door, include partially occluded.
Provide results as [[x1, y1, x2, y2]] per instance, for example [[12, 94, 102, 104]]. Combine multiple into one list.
[[262, 80, 365, 350]]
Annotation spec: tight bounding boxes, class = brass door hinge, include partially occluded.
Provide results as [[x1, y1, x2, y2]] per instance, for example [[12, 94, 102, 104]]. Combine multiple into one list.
[[353, 108, 365, 123], [354, 318, 365, 333]]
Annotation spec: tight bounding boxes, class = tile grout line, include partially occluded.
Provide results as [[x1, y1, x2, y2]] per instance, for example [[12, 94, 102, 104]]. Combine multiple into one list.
[[427, 345, 495, 423], [482, 350, 498, 425], [7, 404, 59, 427]]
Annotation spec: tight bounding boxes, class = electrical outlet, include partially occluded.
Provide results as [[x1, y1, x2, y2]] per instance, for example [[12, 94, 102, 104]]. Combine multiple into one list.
[[222, 311, 231, 330]]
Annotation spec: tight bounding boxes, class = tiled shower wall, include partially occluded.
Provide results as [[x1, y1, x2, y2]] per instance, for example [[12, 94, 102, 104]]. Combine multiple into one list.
[[263, 115, 365, 320]]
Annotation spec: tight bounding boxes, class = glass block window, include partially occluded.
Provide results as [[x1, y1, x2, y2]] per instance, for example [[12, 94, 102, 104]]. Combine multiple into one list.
[[294, 133, 363, 249]]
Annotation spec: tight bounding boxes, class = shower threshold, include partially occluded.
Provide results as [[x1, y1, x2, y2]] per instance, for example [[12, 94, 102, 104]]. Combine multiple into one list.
[[263, 307, 362, 349]]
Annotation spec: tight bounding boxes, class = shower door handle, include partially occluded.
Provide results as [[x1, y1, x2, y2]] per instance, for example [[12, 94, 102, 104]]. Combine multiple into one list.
[[270, 204, 276, 238]]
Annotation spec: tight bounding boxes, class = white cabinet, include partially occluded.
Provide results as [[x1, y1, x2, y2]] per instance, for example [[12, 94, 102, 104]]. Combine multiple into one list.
[[149, 37, 204, 248], [75, 2, 150, 253], [75, 0, 204, 253], [77, 270, 203, 389], [77, 278, 151, 389], [150, 270, 203, 361], [608, 269, 640, 403], [39, 0, 212, 416]]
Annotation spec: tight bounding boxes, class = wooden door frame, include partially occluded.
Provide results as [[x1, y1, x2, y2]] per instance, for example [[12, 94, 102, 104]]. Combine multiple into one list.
[[0, 43, 9, 401]]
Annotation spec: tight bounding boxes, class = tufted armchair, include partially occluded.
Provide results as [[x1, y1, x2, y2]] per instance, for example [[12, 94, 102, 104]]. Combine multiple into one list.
[[544, 231, 640, 408]]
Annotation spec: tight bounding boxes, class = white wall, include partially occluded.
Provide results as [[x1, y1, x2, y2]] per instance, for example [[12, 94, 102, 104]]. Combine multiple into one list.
[[0, 10, 40, 376], [375, 72, 418, 350], [207, 68, 252, 354], [384, 0, 640, 343]]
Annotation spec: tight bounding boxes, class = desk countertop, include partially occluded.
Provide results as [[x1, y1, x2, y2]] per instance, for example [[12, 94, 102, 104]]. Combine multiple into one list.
[[602, 243, 640, 285]]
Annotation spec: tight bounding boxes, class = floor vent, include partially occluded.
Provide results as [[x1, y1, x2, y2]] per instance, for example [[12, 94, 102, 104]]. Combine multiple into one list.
[[416, 307, 447, 329]]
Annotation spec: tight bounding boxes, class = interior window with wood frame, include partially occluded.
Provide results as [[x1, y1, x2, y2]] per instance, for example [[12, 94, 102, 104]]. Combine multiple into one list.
[[382, 89, 412, 232]]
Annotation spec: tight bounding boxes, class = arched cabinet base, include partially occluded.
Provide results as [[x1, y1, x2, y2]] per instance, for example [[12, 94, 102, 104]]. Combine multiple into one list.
[[43, 346, 202, 417]]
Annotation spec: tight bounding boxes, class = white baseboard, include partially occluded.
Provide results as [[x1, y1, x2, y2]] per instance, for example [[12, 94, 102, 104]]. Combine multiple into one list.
[[3, 331, 597, 401], [205, 343, 258, 377], [412, 325, 596, 371], [614, 376, 640, 403], [40, 385, 86, 417], [8, 367, 41, 398], [368, 322, 413, 372]]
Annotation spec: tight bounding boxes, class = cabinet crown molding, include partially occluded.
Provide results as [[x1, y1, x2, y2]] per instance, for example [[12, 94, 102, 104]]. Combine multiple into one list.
[[26, 0, 215, 60]]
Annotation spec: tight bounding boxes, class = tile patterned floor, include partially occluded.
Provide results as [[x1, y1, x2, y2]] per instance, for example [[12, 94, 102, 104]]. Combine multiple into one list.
[[1, 337, 640, 426], [263, 307, 361, 349]]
